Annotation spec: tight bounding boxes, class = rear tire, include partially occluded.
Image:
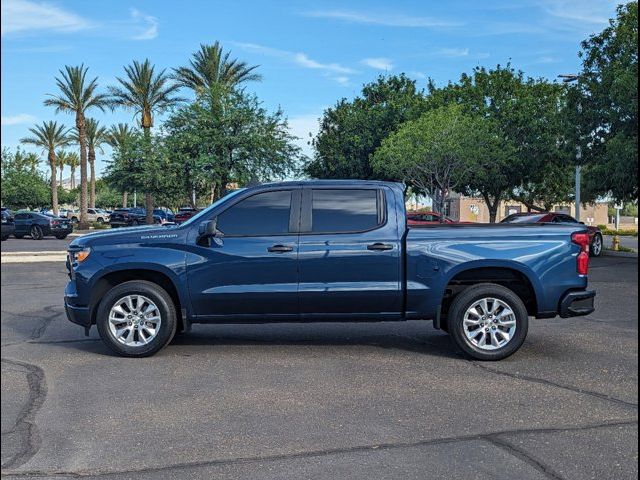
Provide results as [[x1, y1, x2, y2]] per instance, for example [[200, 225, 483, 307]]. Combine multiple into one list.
[[30, 225, 44, 240], [1, 235, 8, 241], [448, 283, 528, 361], [96, 280, 177, 357], [55, 234, 68, 240]]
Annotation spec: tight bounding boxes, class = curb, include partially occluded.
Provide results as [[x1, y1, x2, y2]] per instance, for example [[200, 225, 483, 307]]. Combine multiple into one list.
[[602, 249, 638, 258]]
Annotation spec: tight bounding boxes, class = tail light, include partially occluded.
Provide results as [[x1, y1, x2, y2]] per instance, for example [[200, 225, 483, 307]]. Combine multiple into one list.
[[571, 232, 590, 275], [51, 220, 59, 226]]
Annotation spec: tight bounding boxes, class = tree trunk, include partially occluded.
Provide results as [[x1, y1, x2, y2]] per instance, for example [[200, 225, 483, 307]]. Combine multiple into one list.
[[89, 146, 96, 208], [77, 113, 89, 229], [145, 193, 154, 225], [122, 191, 128, 208], [49, 150, 58, 217], [70, 167, 75, 189], [59, 165, 63, 188], [209, 182, 217, 204]]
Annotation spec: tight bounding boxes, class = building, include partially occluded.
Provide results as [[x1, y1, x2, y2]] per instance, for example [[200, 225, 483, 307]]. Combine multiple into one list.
[[444, 193, 609, 226]]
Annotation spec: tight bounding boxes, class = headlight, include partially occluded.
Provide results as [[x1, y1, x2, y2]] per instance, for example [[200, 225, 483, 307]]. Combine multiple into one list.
[[73, 248, 91, 263]]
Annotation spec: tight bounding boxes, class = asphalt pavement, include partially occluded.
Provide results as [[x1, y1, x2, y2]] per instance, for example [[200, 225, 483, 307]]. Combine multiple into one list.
[[1, 240, 637, 479]]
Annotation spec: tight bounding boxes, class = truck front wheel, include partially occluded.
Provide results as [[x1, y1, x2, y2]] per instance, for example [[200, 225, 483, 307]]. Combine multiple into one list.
[[96, 280, 177, 357], [448, 283, 528, 361]]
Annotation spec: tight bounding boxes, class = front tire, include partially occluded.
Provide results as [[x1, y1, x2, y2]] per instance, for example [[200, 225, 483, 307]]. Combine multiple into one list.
[[96, 281, 177, 357], [590, 233, 603, 257], [30, 225, 44, 240], [448, 283, 528, 361]]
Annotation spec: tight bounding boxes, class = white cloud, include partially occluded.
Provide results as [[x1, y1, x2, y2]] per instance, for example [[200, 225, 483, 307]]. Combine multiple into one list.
[[288, 113, 322, 157], [540, 0, 614, 25], [361, 57, 393, 70], [409, 71, 428, 80], [231, 42, 356, 75], [433, 47, 470, 58], [1, 0, 94, 36], [129, 8, 158, 40], [1, 113, 36, 125], [303, 10, 461, 28]]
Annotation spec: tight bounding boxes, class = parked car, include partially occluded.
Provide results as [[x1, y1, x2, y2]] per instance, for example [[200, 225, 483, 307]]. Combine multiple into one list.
[[64, 180, 595, 359], [153, 208, 175, 223], [174, 207, 201, 224], [1, 209, 15, 241], [14, 211, 72, 240], [108, 208, 147, 227], [407, 211, 456, 225], [66, 208, 110, 224], [500, 212, 603, 257]]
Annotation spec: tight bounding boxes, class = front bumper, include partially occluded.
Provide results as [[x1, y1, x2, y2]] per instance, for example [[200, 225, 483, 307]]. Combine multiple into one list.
[[64, 280, 91, 327], [559, 290, 596, 318]]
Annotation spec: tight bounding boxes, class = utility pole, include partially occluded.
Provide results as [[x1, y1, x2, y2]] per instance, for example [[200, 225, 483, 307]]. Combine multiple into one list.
[[558, 73, 583, 222]]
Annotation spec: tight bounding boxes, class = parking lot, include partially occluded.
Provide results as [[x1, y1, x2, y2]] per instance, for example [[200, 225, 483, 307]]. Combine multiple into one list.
[[1, 237, 638, 479]]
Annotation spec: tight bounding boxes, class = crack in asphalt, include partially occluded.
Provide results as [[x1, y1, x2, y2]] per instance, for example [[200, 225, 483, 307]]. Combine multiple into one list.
[[1, 419, 636, 478], [0, 307, 65, 348], [0, 359, 47, 471], [484, 435, 565, 480], [471, 362, 639, 410]]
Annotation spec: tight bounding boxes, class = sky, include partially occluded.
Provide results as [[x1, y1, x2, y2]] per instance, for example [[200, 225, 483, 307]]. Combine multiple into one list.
[[1, 0, 621, 177]]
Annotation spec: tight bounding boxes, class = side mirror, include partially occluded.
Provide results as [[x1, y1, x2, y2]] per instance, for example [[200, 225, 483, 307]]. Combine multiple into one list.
[[198, 218, 220, 237]]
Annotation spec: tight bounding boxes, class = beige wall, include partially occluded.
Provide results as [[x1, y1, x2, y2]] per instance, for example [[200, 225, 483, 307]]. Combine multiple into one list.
[[447, 196, 609, 225]]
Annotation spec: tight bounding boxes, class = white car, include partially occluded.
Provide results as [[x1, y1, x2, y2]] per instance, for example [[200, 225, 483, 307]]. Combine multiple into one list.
[[66, 208, 110, 224]]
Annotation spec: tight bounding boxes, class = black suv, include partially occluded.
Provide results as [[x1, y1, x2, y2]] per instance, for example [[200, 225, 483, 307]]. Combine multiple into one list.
[[1, 208, 15, 241]]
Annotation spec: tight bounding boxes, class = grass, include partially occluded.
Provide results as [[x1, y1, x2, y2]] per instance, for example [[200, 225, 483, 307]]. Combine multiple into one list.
[[90, 222, 110, 230], [597, 226, 638, 237]]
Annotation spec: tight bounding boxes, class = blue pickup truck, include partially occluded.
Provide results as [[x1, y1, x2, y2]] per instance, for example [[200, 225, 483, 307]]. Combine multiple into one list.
[[64, 180, 595, 360]]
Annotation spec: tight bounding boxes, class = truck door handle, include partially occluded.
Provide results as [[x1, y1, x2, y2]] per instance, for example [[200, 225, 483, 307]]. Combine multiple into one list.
[[267, 244, 294, 253], [367, 242, 394, 251]]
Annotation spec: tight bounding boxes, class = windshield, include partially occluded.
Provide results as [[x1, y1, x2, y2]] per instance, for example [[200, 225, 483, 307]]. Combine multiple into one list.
[[181, 189, 247, 227], [501, 214, 547, 223]]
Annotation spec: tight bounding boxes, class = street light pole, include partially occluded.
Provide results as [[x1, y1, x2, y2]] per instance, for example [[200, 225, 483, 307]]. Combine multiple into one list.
[[558, 73, 582, 222]]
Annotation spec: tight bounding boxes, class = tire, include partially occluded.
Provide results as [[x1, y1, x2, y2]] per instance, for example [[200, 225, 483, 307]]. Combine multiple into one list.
[[96, 280, 177, 357], [30, 225, 44, 240], [1, 235, 8, 241], [590, 233, 603, 257], [448, 283, 529, 361], [55, 234, 68, 240], [132, 220, 139, 226], [97, 218, 104, 224], [71, 217, 78, 223]]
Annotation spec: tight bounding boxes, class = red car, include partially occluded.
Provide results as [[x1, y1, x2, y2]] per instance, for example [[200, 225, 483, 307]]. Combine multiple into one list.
[[407, 211, 456, 225], [173, 207, 202, 224], [501, 212, 603, 257]]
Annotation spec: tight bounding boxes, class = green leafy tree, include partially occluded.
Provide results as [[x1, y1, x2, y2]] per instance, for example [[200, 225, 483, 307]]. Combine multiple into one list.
[[306, 74, 428, 179], [103, 129, 145, 208], [20, 121, 70, 215], [105, 123, 135, 206], [573, 2, 638, 202], [372, 105, 490, 220], [108, 59, 183, 223], [1, 149, 50, 209], [44, 65, 109, 228], [426, 64, 572, 216], [163, 88, 300, 204], [1, 147, 41, 175]]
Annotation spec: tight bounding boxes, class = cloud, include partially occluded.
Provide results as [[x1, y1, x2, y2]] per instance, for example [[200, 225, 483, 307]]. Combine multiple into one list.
[[1, 113, 36, 125], [409, 71, 428, 80], [1, 0, 94, 36], [288, 113, 322, 157], [231, 42, 356, 75], [540, 0, 614, 25], [302, 10, 461, 28], [433, 47, 470, 58], [361, 57, 393, 70], [129, 8, 158, 40]]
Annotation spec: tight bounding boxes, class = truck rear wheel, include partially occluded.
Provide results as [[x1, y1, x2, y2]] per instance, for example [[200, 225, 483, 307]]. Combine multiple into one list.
[[96, 280, 177, 357], [448, 283, 528, 361]]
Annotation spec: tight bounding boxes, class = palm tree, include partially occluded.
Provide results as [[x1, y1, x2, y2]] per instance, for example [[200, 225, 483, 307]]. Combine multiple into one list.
[[20, 121, 69, 216], [173, 42, 262, 95], [13, 149, 41, 173], [56, 149, 69, 187], [109, 59, 182, 224], [71, 119, 107, 208], [44, 65, 109, 229], [66, 151, 80, 190], [106, 123, 135, 207]]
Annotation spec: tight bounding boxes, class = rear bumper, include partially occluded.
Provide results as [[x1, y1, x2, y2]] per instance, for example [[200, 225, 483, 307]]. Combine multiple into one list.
[[559, 290, 596, 318]]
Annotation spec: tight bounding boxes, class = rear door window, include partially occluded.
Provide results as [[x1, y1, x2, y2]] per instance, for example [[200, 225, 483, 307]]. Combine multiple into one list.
[[310, 189, 382, 233]]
